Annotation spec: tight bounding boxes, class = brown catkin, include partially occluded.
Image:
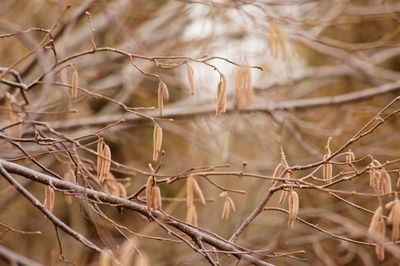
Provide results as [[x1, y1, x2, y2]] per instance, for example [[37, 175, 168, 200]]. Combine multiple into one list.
[[117, 183, 127, 198], [346, 149, 355, 164], [153, 186, 162, 210], [322, 155, 332, 183], [234, 64, 253, 106], [386, 198, 400, 242], [153, 124, 162, 161], [96, 139, 111, 183], [397, 174, 400, 191], [288, 191, 299, 228], [375, 217, 386, 261], [186, 175, 194, 208], [216, 74, 227, 117], [101, 144, 111, 183], [186, 204, 198, 226], [368, 206, 383, 242], [382, 170, 392, 194], [96, 139, 105, 182], [279, 190, 288, 204], [157, 83, 164, 116], [221, 200, 230, 221], [226, 196, 236, 212], [145, 176, 154, 213], [272, 163, 284, 184], [44, 185, 55, 212], [192, 177, 206, 205], [268, 22, 288, 59], [71, 69, 78, 99], [187, 64, 196, 96]]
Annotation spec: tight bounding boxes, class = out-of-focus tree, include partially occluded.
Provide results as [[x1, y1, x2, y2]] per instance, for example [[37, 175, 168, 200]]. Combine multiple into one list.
[[1, 0, 400, 265]]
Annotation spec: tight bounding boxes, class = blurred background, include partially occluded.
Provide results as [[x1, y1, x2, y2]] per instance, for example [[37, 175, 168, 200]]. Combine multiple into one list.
[[1, 0, 400, 265]]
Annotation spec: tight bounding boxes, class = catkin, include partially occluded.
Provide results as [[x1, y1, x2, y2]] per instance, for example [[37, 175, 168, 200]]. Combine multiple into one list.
[[216, 74, 227, 117], [71, 69, 78, 99], [192, 177, 206, 205], [272, 162, 284, 185], [145, 176, 154, 213], [375, 218, 386, 261], [96, 139, 111, 183], [382, 170, 392, 194], [221, 200, 230, 221], [226, 196, 236, 212], [186, 175, 194, 208], [153, 124, 162, 161], [157, 81, 169, 116], [186, 204, 198, 226], [186, 64, 196, 96], [288, 191, 299, 228], [44, 185, 55, 212], [152, 186, 162, 210], [268, 22, 288, 59], [234, 64, 253, 106], [386, 198, 400, 242], [346, 149, 355, 164], [368, 206, 383, 242], [279, 190, 288, 204]]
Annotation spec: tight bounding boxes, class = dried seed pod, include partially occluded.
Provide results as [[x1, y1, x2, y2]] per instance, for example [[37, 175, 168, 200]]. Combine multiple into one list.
[[216, 74, 227, 117], [44, 185, 55, 212], [186, 64, 196, 96], [192, 177, 206, 205], [71, 69, 78, 99], [153, 124, 162, 161], [279, 190, 288, 204], [145, 176, 155, 213], [186, 175, 194, 208], [221, 200, 231, 221], [152, 186, 162, 210], [288, 191, 299, 228]]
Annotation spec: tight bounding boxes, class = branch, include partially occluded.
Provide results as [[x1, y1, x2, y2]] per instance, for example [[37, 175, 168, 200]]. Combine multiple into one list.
[[0, 166, 103, 253], [47, 80, 400, 131], [0, 159, 274, 266]]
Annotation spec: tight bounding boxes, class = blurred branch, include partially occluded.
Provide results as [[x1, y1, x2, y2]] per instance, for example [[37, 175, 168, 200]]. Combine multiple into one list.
[[0, 244, 44, 266]]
